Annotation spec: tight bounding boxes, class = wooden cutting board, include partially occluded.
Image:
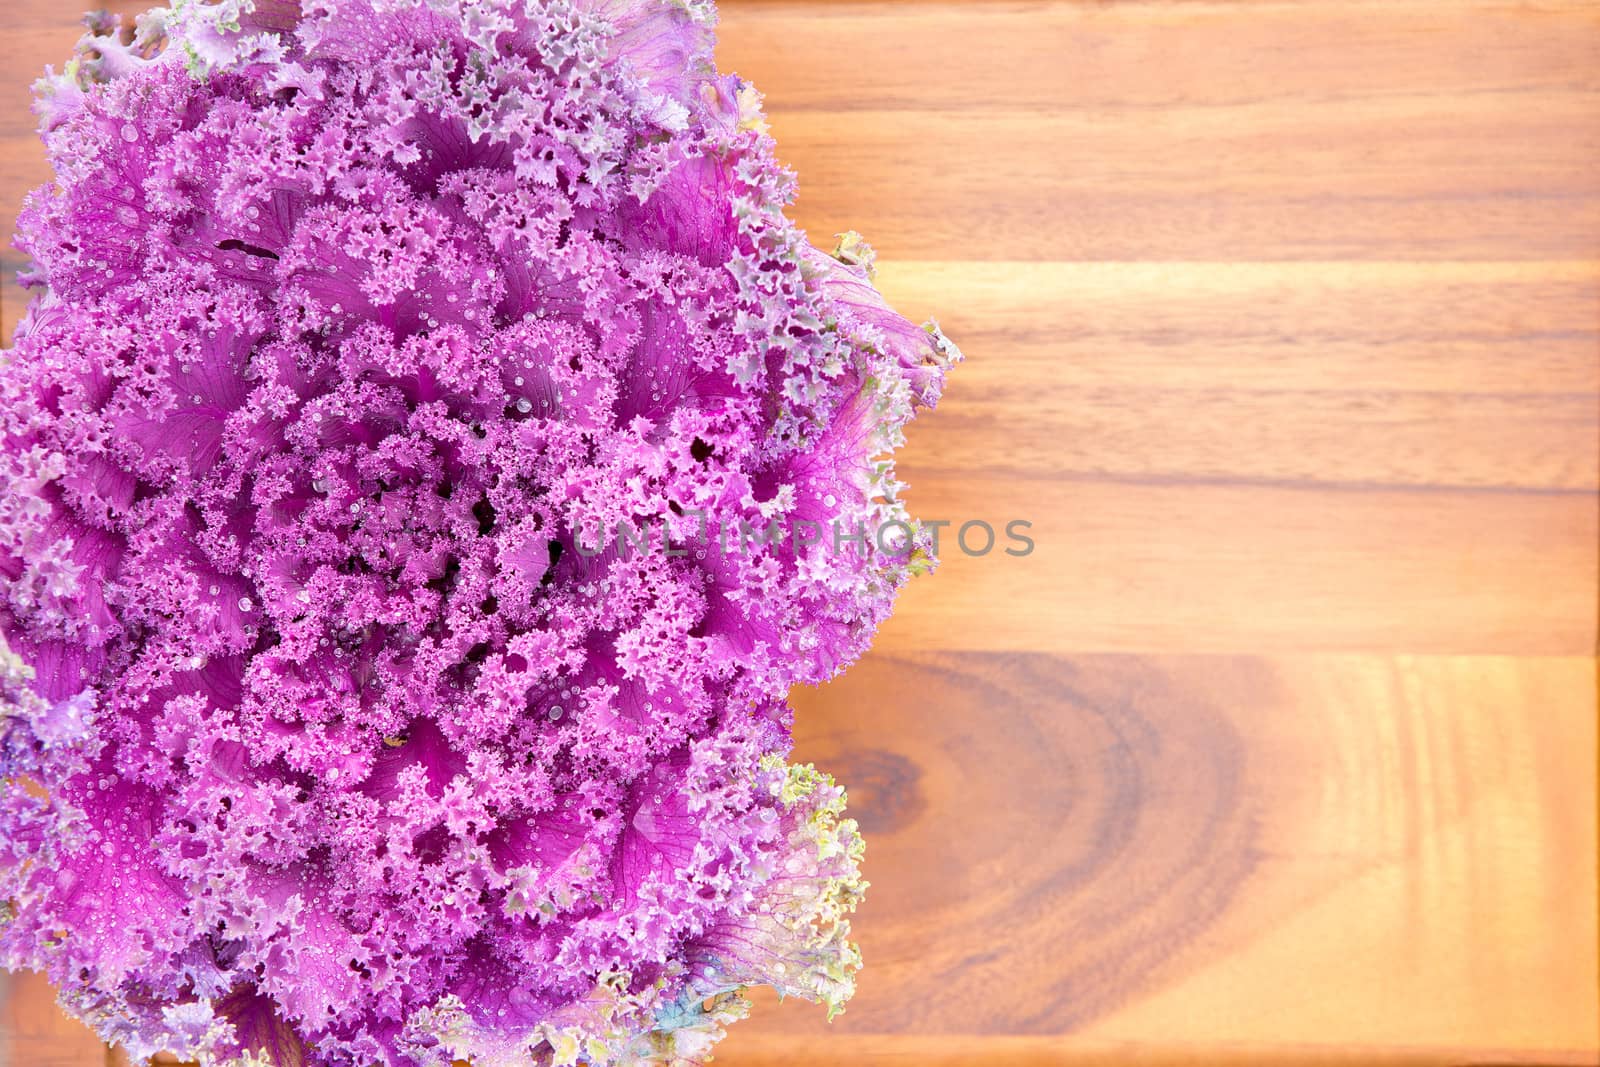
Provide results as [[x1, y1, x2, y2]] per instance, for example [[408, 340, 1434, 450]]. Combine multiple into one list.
[[2, 2, 1596, 1065]]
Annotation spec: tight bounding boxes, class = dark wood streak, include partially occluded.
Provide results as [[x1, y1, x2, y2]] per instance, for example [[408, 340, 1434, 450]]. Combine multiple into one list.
[[788, 652, 1260, 1035], [820, 747, 926, 836]]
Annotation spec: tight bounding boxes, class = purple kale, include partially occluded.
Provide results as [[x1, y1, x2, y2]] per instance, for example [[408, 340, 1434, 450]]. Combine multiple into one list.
[[0, 2, 958, 1063]]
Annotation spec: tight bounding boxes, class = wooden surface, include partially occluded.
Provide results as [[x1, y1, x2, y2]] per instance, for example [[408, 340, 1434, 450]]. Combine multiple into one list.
[[3, 1, 1598, 1065]]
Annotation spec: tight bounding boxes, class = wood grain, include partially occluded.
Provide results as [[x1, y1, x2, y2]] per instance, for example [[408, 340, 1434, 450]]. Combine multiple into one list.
[[0, 971, 116, 1067], [2, 0, 1597, 1065], [716, 2, 1600, 264], [775, 654, 1597, 1055]]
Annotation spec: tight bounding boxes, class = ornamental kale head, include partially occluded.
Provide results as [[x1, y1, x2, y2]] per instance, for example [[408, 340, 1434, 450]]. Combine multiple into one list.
[[0, 1, 958, 1064]]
